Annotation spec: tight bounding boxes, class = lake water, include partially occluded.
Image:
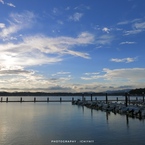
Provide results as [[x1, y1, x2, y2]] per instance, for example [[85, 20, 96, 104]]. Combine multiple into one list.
[[0, 100, 145, 145]]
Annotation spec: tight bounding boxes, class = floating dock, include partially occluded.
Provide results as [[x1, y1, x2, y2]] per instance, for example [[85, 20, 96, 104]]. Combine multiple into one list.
[[72, 93, 145, 119]]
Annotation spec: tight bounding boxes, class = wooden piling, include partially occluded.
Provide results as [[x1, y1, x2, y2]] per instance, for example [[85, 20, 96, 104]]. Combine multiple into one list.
[[91, 94, 93, 101], [143, 92, 144, 102], [47, 97, 49, 102], [126, 115, 129, 126], [136, 97, 138, 101], [125, 93, 128, 107], [6, 97, 8, 102], [128, 94, 130, 105], [20, 97, 22, 102], [116, 97, 118, 102], [1, 97, 2, 102], [82, 93, 84, 101], [138, 110, 142, 119], [60, 97, 62, 102], [106, 93, 108, 104], [34, 97, 36, 102], [72, 97, 74, 102]]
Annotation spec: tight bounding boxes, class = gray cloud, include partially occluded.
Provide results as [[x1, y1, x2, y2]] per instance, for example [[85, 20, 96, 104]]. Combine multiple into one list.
[[0, 69, 34, 75]]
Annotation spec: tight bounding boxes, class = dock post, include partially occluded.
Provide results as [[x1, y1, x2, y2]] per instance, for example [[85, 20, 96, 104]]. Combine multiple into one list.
[[138, 110, 142, 119], [116, 97, 118, 102], [34, 97, 36, 102], [136, 97, 138, 101], [60, 97, 62, 102], [47, 97, 49, 102], [72, 97, 74, 102], [91, 94, 93, 101], [128, 93, 130, 105], [143, 92, 144, 102], [82, 93, 84, 101], [6, 97, 8, 102], [20, 97, 22, 102], [106, 93, 108, 104], [1, 97, 2, 102], [125, 93, 128, 107]]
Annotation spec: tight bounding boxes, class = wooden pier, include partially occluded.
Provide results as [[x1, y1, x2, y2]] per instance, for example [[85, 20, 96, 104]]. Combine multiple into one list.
[[0, 97, 73, 103], [0, 93, 144, 104]]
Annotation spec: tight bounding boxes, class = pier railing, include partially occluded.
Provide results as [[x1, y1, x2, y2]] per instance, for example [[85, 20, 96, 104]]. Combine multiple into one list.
[[0, 93, 144, 104]]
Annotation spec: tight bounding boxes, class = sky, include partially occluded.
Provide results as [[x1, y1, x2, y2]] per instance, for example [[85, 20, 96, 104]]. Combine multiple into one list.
[[0, 0, 145, 93]]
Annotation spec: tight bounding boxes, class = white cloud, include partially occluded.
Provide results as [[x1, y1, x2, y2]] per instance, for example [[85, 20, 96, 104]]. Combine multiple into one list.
[[117, 18, 145, 35], [69, 12, 83, 21], [103, 68, 145, 82], [0, 72, 53, 92], [117, 18, 141, 25], [0, 11, 35, 39], [120, 41, 136, 45], [133, 22, 145, 29], [52, 71, 71, 76], [81, 72, 100, 80], [9, 11, 35, 24], [117, 21, 129, 25], [0, 67, 73, 92], [6, 3, 15, 7], [81, 68, 145, 91], [0, 0, 4, 4], [110, 57, 137, 63], [84, 72, 100, 75], [96, 34, 114, 45], [1, 67, 145, 92], [125, 29, 142, 35], [0, 24, 20, 38], [74, 4, 90, 10], [50, 75, 72, 83], [0, 30, 95, 92], [0, 32, 94, 70], [0, 1, 16, 7], [102, 27, 110, 33], [0, 11, 95, 71], [0, 23, 5, 29], [124, 21, 145, 35]]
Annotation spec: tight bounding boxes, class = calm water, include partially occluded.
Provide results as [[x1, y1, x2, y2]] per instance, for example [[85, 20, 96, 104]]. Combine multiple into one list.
[[0, 100, 145, 145]]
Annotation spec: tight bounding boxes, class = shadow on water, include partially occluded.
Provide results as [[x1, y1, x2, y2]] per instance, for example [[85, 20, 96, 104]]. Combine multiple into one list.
[[76, 104, 84, 113], [84, 105, 145, 130], [91, 108, 93, 118], [126, 114, 130, 128]]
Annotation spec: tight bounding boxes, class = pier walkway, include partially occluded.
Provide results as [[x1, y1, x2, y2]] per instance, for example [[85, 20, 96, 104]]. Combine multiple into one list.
[[0, 93, 144, 104]]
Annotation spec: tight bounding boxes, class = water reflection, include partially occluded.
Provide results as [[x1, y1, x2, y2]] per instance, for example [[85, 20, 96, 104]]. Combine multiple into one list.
[[0, 102, 145, 145], [106, 112, 109, 122], [91, 108, 93, 118], [126, 115, 129, 128], [82, 105, 145, 130]]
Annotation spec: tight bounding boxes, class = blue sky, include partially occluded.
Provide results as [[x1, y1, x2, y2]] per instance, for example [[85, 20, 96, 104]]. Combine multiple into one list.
[[0, 0, 145, 92]]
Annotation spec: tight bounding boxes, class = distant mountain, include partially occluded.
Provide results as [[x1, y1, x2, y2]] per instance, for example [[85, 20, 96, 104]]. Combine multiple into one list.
[[106, 89, 131, 94]]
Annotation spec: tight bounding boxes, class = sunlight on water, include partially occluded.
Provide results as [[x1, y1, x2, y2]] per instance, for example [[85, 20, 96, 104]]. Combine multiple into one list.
[[0, 102, 145, 145]]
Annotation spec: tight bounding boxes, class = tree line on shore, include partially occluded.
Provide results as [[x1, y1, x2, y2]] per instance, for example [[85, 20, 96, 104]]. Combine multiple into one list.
[[0, 88, 144, 96], [129, 88, 145, 95]]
